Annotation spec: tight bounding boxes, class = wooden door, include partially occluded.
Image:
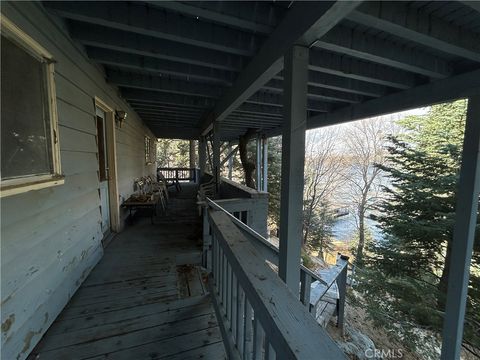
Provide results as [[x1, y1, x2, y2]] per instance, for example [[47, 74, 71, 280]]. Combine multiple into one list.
[[96, 106, 110, 235]]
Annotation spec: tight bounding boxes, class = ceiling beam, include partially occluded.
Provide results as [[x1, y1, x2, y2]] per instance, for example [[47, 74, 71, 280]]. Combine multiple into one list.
[[146, 1, 282, 34], [108, 69, 224, 98], [44, 1, 261, 56], [308, 68, 480, 129], [235, 103, 284, 117], [122, 88, 287, 117], [121, 88, 216, 108], [461, 1, 480, 13], [314, 25, 451, 78], [128, 100, 205, 111], [309, 49, 419, 90], [87, 47, 235, 86], [89, 46, 386, 98], [136, 110, 199, 120], [149, 126, 200, 140], [204, 1, 362, 129], [303, 71, 385, 97], [69, 22, 245, 72], [348, 2, 480, 62], [264, 79, 364, 103], [130, 104, 204, 115], [247, 91, 331, 113]]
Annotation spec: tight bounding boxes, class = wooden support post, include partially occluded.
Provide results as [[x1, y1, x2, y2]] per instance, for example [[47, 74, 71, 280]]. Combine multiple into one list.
[[336, 255, 349, 335], [441, 95, 480, 360], [262, 136, 268, 192], [189, 140, 195, 169], [202, 206, 212, 271], [213, 123, 221, 194], [199, 136, 206, 178], [256, 134, 262, 191], [279, 45, 309, 293]]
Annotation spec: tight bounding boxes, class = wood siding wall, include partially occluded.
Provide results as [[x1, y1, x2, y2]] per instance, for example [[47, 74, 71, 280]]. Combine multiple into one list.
[[1, 3, 156, 359]]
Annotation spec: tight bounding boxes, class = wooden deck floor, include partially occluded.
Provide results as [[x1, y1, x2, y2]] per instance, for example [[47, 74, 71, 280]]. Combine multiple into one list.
[[28, 184, 227, 360]]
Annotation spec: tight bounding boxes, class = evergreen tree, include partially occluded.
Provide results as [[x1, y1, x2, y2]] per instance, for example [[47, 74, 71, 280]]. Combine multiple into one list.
[[357, 100, 480, 353]]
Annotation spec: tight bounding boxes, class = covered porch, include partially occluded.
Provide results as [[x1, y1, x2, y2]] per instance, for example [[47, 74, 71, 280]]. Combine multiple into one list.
[[28, 184, 227, 359], [1, 1, 480, 360]]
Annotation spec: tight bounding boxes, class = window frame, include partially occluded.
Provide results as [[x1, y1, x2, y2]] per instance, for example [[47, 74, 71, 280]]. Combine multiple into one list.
[[1, 16, 63, 197]]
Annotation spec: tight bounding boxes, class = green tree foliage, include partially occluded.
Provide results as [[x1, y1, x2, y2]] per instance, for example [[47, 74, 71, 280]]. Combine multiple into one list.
[[156, 139, 190, 167], [356, 100, 480, 354]]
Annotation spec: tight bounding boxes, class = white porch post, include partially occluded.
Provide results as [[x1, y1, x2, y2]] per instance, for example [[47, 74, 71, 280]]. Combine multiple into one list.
[[441, 95, 480, 359], [262, 136, 268, 192], [256, 134, 262, 191], [199, 136, 207, 177], [279, 45, 309, 292], [213, 123, 221, 193]]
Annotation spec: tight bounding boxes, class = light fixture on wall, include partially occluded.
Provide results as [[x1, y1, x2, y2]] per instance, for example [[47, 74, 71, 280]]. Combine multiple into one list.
[[115, 110, 127, 127]]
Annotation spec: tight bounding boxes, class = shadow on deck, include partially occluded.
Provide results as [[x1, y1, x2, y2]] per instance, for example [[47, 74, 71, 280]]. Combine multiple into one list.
[[28, 183, 227, 359]]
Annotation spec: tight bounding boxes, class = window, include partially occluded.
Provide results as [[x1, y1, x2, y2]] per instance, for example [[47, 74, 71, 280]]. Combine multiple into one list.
[[1, 17, 63, 197], [145, 136, 152, 164]]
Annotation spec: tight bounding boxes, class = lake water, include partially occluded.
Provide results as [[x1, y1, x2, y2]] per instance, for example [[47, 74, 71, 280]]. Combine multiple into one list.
[[331, 213, 385, 243]]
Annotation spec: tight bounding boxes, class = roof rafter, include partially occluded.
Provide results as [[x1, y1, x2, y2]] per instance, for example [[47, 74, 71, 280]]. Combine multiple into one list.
[[309, 49, 419, 89], [314, 24, 451, 78], [348, 2, 480, 62], [308, 68, 480, 129], [122, 89, 287, 118], [70, 23, 245, 72], [146, 1, 282, 34], [203, 1, 362, 131], [87, 47, 235, 86], [264, 79, 364, 104], [44, 1, 262, 56], [90, 46, 387, 98], [107, 69, 224, 98]]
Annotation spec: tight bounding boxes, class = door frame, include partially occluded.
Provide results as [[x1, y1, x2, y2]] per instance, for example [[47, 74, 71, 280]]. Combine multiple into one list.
[[94, 96, 120, 233]]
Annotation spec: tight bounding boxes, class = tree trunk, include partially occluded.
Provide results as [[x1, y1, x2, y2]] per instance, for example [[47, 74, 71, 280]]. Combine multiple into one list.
[[356, 204, 366, 266], [239, 129, 257, 188], [438, 239, 452, 310]]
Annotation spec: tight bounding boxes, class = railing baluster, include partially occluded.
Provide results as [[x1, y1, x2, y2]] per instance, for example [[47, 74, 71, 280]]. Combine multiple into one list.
[[227, 262, 232, 322], [219, 247, 224, 301], [212, 231, 217, 287], [222, 252, 227, 311], [232, 272, 238, 342], [237, 284, 245, 356], [252, 316, 264, 360], [265, 341, 275, 360], [300, 270, 312, 308], [244, 300, 253, 360], [215, 235, 220, 293]]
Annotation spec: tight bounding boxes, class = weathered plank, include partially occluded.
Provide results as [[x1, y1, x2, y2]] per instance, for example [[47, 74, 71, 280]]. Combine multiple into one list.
[[32, 313, 218, 359], [50, 295, 210, 335], [87, 326, 223, 360], [35, 300, 214, 352]]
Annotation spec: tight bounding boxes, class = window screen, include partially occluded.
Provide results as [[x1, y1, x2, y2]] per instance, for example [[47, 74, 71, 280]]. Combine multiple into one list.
[[1, 35, 53, 180]]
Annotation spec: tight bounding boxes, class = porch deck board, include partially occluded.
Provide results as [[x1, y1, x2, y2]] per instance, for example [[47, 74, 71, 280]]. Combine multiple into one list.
[[28, 184, 227, 360]]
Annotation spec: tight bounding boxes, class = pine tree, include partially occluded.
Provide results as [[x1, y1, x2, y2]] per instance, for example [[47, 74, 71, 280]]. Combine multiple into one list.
[[357, 100, 480, 353]]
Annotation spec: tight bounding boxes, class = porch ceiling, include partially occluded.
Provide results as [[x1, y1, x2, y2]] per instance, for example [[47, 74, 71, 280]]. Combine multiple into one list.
[[44, 1, 480, 141]]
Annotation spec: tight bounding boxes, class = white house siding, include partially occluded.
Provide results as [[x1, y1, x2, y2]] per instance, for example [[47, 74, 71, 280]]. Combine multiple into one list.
[[0, 2, 156, 359]]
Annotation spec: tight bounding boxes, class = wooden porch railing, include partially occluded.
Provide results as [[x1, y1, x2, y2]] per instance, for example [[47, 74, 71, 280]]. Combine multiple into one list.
[[206, 198, 349, 329], [203, 199, 347, 359], [157, 167, 198, 182]]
